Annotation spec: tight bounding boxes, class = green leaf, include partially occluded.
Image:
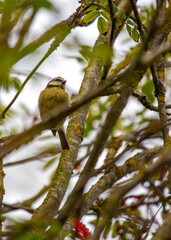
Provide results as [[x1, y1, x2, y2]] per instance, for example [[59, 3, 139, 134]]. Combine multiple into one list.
[[115, 18, 122, 29], [64, 55, 85, 64], [79, 45, 92, 61], [34, 0, 53, 10], [99, 2, 109, 9], [103, 220, 112, 239], [90, 219, 97, 226], [130, 209, 141, 216], [12, 78, 21, 91], [75, 56, 85, 63], [85, 5, 98, 12], [112, 220, 119, 237], [120, 10, 126, 20], [101, 10, 111, 22], [127, 19, 134, 25], [84, 122, 94, 137], [132, 28, 139, 42], [97, 16, 108, 34], [83, 10, 99, 23], [142, 80, 155, 103], [38, 135, 53, 140], [43, 157, 57, 170], [113, 5, 118, 14], [126, 24, 132, 37]]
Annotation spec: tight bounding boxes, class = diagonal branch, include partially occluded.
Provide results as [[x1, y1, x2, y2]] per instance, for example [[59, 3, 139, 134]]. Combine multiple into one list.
[[14, 1, 97, 63], [55, 60, 147, 224], [31, 34, 109, 227], [56, 86, 133, 224], [14, 12, 77, 63], [151, 211, 171, 240]]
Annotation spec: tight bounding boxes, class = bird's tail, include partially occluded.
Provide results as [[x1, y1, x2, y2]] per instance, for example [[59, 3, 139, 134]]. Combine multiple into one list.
[[58, 129, 69, 150]]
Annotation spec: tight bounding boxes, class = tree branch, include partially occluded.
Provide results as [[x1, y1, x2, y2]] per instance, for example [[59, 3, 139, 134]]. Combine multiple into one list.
[[91, 143, 171, 240], [151, 211, 171, 240], [31, 34, 109, 227]]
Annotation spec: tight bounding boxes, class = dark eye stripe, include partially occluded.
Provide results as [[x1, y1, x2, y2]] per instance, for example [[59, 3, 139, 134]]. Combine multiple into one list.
[[52, 77, 65, 82]]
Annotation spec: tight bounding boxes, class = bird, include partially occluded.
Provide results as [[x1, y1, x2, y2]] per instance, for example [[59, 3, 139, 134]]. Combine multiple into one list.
[[38, 77, 70, 150]]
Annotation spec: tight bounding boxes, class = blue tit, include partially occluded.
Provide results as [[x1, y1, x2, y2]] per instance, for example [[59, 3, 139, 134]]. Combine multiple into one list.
[[38, 77, 70, 150]]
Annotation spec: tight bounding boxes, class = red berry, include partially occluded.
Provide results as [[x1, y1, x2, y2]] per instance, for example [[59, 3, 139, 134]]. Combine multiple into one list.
[[74, 218, 91, 239]]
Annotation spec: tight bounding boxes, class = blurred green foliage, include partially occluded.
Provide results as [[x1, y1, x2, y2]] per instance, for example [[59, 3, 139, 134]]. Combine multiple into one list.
[[0, 1, 170, 240]]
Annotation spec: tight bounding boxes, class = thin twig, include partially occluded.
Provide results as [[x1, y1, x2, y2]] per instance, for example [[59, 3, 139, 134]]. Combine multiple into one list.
[[132, 90, 158, 112], [108, 0, 116, 46], [0, 55, 47, 119], [0, 156, 5, 236], [130, 0, 146, 42], [3, 203, 34, 213], [3, 185, 49, 213]]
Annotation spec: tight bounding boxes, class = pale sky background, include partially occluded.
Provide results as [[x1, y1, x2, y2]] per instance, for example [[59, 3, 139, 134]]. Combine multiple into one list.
[[1, 0, 166, 237]]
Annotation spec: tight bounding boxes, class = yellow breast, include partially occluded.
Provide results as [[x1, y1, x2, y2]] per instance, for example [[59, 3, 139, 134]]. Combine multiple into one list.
[[38, 87, 69, 121]]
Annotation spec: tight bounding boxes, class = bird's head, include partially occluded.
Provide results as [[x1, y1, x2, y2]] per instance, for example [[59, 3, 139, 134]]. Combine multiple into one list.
[[46, 77, 67, 90]]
